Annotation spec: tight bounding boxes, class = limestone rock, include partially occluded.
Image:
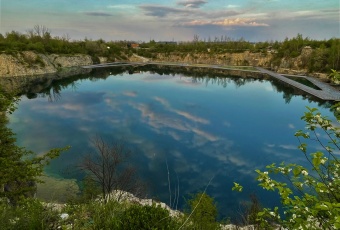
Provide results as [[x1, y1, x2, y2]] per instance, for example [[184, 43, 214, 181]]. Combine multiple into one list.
[[0, 51, 93, 78]]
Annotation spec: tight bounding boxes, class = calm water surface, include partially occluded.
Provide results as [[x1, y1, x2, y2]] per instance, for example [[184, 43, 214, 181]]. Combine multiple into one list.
[[8, 68, 335, 220]]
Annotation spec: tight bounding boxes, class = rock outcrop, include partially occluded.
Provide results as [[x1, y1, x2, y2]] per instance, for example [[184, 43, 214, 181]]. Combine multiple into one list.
[[0, 51, 93, 93], [274, 46, 328, 79], [0, 51, 92, 77], [149, 48, 328, 80], [0, 49, 328, 81], [151, 51, 273, 67]]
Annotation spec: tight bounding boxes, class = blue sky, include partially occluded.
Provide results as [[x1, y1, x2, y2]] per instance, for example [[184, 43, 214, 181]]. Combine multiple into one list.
[[0, 0, 339, 42]]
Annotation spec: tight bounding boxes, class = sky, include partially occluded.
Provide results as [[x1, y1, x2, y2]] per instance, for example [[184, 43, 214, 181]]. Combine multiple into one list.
[[0, 0, 339, 42]]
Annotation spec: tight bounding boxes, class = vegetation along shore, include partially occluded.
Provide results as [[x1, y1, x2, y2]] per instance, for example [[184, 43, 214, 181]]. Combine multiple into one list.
[[0, 26, 340, 229]]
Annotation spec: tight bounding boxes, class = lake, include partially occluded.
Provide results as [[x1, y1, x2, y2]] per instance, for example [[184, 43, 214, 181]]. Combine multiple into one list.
[[7, 66, 336, 221]]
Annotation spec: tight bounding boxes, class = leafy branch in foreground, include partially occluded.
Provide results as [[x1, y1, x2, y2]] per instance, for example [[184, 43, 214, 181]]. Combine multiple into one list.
[[329, 69, 340, 84], [233, 106, 340, 229]]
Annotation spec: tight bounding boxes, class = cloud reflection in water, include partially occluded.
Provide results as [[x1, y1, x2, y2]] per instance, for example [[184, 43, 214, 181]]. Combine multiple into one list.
[[8, 71, 337, 220]]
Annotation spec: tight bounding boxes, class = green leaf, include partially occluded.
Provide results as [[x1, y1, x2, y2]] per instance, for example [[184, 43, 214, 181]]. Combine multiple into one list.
[[316, 204, 329, 210], [232, 182, 243, 192], [293, 167, 301, 176]]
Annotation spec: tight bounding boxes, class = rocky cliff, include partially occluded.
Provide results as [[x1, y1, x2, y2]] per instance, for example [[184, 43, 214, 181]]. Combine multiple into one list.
[[0, 49, 328, 80], [146, 48, 328, 80], [0, 51, 93, 93], [151, 51, 273, 67], [0, 51, 93, 77]]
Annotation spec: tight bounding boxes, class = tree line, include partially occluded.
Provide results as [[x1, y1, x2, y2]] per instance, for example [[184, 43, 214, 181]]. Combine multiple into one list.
[[1, 26, 339, 72], [0, 25, 128, 62]]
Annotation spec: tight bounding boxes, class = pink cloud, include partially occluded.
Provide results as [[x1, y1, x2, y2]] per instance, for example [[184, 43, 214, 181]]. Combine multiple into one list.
[[183, 18, 269, 27]]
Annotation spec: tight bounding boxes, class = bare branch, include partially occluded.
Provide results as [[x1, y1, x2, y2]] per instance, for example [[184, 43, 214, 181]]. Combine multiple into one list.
[[79, 136, 144, 202]]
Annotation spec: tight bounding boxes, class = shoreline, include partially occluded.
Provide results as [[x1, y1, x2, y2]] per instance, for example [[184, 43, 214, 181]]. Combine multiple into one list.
[[1, 62, 337, 101]]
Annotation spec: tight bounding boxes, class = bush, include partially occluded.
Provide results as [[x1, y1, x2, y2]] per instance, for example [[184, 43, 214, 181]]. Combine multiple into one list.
[[184, 192, 219, 230], [0, 198, 59, 230], [62, 199, 121, 229], [119, 203, 180, 229], [64, 200, 181, 229], [329, 69, 340, 84]]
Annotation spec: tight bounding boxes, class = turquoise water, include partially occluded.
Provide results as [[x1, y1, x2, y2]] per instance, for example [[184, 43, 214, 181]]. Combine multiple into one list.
[[8, 67, 335, 220]]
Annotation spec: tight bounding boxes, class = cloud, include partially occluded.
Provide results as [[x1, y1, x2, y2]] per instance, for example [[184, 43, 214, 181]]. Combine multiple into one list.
[[174, 110, 210, 124], [263, 146, 293, 158], [321, 9, 340, 13], [228, 155, 247, 166], [279, 144, 297, 150], [139, 3, 240, 20], [168, 130, 182, 141], [139, 4, 190, 18], [122, 91, 138, 97], [192, 128, 219, 142], [175, 78, 202, 86], [142, 74, 175, 81], [62, 104, 84, 111], [84, 12, 113, 17], [267, 8, 338, 21], [266, 143, 275, 148], [154, 96, 171, 108], [288, 124, 295, 129], [108, 5, 135, 10], [130, 102, 191, 132], [227, 5, 240, 9], [153, 96, 209, 124], [182, 18, 269, 27], [177, 0, 207, 8]]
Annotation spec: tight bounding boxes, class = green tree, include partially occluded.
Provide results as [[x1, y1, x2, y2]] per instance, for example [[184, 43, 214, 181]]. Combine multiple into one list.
[[184, 192, 219, 230], [328, 38, 340, 70], [0, 88, 69, 204]]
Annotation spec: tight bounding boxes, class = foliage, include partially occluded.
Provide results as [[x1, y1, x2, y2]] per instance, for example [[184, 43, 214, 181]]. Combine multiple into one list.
[[0, 198, 59, 230], [1, 27, 339, 72], [0, 26, 126, 61], [0, 88, 69, 204], [61, 198, 183, 229], [184, 192, 219, 230], [0, 87, 19, 114], [237, 194, 262, 227], [79, 175, 102, 202], [119, 203, 181, 229], [63, 198, 122, 229], [329, 69, 340, 84], [234, 106, 340, 229]]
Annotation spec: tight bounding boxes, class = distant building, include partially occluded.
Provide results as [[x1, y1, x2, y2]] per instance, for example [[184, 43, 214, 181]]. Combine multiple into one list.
[[127, 43, 140, 48]]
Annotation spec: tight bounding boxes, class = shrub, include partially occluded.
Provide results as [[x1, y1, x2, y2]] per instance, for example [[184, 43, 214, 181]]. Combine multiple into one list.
[[329, 69, 340, 84], [184, 192, 219, 230], [119, 203, 180, 229], [0, 198, 59, 230]]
